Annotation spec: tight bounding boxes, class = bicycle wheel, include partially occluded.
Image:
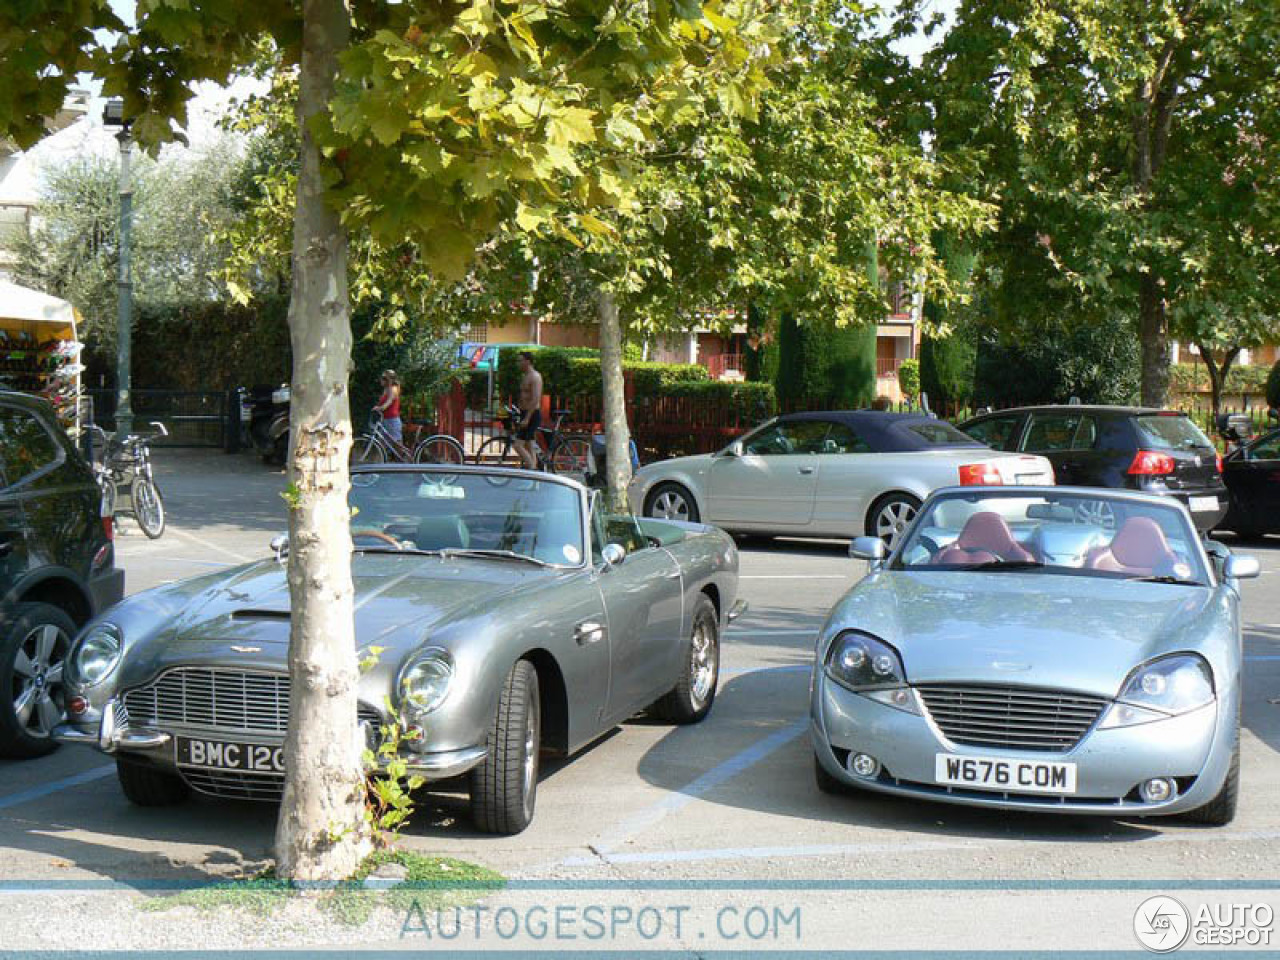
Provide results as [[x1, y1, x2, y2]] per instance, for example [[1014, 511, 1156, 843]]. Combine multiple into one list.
[[549, 435, 592, 483], [349, 434, 386, 466], [131, 477, 166, 539], [414, 435, 465, 465], [474, 436, 524, 468]]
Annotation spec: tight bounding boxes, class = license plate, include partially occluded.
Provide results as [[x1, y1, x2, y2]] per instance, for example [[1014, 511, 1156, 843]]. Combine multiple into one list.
[[1190, 495, 1220, 513], [176, 736, 284, 774], [1014, 474, 1043, 485], [935, 753, 1076, 794]]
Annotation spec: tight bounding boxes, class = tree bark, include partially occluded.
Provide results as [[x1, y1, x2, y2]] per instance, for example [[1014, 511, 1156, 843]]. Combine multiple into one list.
[[1138, 273, 1170, 407], [597, 290, 632, 512], [1198, 344, 1241, 420], [274, 0, 371, 882]]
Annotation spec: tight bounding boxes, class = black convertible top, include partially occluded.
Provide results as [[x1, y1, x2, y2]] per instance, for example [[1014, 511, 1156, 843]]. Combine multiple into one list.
[[777, 410, 987, 452]]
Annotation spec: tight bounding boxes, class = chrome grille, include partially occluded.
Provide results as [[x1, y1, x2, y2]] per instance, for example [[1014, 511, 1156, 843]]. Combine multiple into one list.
[[182, 769, 286, 802], [917, 684, 1107, 753], [122, 667, 383, 736]]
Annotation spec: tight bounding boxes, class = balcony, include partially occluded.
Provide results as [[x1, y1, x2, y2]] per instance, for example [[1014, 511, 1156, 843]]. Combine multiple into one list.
[[876, 357, 903, 378], [706, 352, 744, 380]]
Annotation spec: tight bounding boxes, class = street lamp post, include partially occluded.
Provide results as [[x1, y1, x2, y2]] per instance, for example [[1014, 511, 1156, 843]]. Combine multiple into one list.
[[103, 98, 133, 437]]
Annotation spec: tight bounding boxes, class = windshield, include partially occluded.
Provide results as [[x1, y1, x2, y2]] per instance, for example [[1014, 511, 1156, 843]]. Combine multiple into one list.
[[348, 470, 585, 566], [893, 490, 1206, 584], [1135, 414, 1215, 451]]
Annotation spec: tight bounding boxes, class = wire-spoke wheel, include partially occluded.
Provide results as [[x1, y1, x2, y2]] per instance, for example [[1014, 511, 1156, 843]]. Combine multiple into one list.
[[549, 436, 591, 482], [349, 434, 386, 467], [414, 435, 465, 465], [653, 594, 719, 724], [0, 603, 77, 758], [867, 493, 921, 551], [473, 436, 524, 468], [132, 477, 166, 539], [644, 482, 700, 523]]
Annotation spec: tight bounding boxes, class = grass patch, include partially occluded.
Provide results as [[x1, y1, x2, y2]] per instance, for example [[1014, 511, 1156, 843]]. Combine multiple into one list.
[[141, 850, 504, 926]]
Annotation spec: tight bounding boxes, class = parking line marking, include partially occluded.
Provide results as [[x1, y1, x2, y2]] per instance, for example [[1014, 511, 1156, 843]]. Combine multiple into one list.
[[1246, 655, 1280, 662], [739, 575, 848, 580], [0, 765, 116, 811], [720, 665, 810, 678], [162, 526, 252, 563], [727, 629, 818, 637], [113, 556, 234, 568], [584, 720, 808, 857]]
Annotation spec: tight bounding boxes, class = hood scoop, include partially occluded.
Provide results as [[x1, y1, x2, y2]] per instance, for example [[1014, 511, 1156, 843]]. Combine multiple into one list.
[[231, 609, 291, 621]]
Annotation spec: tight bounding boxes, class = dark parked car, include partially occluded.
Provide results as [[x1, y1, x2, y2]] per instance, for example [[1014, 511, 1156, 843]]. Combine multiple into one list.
[[1218, 426, 1280, 539], [1, 391, 124, 758], [959, 405, 1227, 532]]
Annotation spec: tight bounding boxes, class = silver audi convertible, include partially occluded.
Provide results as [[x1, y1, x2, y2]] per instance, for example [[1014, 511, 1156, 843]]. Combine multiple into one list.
[[811, 486, 1258, 824], [55, 465, 743, 834]]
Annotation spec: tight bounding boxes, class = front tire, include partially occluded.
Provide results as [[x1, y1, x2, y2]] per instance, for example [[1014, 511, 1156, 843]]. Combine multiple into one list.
[[470, 660, 541, 835], [1183, 740, 1239, 826], [644, 482, 700, 524], [654, 595, 720, 724], [0, 603, 77, 758], [116, 758, 191, 806], [132, 477, 166, 539], [814, 755, 851, 795], [866, 492, 921, 550]]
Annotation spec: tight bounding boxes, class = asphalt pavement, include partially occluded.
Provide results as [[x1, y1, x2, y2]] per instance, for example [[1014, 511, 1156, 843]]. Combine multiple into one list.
[[2, 447, 1279, 952]]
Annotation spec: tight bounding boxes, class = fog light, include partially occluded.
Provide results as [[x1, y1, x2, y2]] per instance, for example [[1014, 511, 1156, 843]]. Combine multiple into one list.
[[68, 697, 88, 716], [848, 752, 880, 779], [1139, 777, 1177, 804]]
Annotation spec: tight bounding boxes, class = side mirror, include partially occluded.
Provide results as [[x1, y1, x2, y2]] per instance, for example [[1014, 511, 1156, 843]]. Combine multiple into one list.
[[1224, 555, 1261, 581], [601, 543, 627, 567], [270, 534, 289, 562], [721, 441, 744, 458], [850, 536, 888, 569]]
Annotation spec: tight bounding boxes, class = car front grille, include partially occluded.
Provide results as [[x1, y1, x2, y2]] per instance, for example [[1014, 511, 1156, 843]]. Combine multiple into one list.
[[182, 768, 287, 802], [917, 684, 1108, 753], [122, 667, 382, 736]]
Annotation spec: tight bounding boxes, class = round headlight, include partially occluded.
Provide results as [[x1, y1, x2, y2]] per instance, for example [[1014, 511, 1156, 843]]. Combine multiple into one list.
[[397, 648, 454, 718], [69, 623, 123, 687]]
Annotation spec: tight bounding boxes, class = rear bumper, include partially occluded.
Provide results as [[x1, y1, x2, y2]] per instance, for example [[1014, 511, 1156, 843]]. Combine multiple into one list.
[[1156, 488, 1228, 532], [88, 566, 125, 615]]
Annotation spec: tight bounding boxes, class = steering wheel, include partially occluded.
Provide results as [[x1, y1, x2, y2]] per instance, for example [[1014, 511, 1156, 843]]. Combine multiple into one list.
[[351, 528, 402, 549]]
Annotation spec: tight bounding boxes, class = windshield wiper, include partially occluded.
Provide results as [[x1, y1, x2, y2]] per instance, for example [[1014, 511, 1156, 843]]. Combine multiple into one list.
[[440, 548, 550, 567], [352, 546, 442, 557], [1126, 575, 1203, 586], [967, 559, 1045, 571]]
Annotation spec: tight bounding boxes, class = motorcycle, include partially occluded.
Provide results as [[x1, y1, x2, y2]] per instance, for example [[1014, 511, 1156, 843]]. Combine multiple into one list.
[[245, 383, 290, 465]]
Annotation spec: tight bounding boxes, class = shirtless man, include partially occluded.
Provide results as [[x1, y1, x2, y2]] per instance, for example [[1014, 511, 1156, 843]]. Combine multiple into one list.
[[512, 351, 543, 469]]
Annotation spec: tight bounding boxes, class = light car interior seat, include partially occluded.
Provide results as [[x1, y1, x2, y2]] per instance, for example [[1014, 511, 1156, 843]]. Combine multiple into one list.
[[934, 511, 1036, 565], [414, 515, 469, 551], [1085, 516, 1182, 577]]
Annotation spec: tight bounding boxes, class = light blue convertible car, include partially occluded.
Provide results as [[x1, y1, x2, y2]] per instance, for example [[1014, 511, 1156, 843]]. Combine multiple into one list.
[[811, 486, 1259, 824]]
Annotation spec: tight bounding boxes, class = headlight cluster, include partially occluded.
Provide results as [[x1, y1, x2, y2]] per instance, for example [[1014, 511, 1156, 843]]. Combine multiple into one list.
[[397, 648, 454, 721], [1099, 654, 1215, 729], [825, 631, 918, 714], [68, 623, 123, 688]]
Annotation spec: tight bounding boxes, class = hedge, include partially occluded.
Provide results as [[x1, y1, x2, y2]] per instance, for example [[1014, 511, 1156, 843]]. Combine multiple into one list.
[[1169, 362, 1272, 395], [495, 346, 707, 402], [657, 380, 777, 417]]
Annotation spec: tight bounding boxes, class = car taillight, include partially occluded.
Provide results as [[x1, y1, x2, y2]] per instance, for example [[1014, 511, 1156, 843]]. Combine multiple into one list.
[[102, 516, 114, 540], [1127, 450, 1175, 475], [1215, 452, 1223, 473], [958, 463, 1005, 486]]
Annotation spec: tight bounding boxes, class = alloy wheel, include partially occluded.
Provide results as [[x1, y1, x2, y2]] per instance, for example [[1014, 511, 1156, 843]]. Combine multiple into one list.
[[10, 623, 70, 739], [874, 499, 918, 550], [652, 489, 690, 521]]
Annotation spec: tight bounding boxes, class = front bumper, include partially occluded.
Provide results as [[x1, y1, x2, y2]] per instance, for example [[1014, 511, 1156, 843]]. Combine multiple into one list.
[[811, 676, 1232, 816], [1146, 486, 1228, 532], [54, 699, 488, 797]]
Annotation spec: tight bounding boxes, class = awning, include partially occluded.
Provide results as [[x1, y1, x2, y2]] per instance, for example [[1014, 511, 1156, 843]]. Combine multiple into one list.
[[0, 280, 76, 327]]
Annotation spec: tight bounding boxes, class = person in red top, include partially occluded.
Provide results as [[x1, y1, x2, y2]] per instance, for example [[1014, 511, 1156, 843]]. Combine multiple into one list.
[[374, 370, 402, 444]]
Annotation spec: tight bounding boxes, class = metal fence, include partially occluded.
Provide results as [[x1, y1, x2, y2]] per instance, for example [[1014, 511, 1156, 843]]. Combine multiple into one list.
[[86, 389, 231, 447]]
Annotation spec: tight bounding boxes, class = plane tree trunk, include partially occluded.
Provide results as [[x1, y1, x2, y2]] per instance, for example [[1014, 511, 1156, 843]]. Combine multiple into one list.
[[597, 290, 633, 512], [274, 0, 371, 882]]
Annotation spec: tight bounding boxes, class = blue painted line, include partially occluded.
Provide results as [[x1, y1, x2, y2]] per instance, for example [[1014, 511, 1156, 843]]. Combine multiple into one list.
[[1245, 655, 1280, 661], [719, 664, 810, 678], [0, 764, 115, 811]]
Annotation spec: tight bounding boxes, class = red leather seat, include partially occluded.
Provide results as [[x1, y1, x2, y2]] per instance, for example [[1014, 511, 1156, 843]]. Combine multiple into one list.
[[935, 511, 1035, 565], [1086, 516, 1180, 576]]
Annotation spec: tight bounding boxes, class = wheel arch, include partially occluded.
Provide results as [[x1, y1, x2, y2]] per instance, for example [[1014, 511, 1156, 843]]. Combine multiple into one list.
[[863, 488, 926, 534], [10, 571, 94, 625], [643, 475, 707, 520], [520, 647, 569, 755]]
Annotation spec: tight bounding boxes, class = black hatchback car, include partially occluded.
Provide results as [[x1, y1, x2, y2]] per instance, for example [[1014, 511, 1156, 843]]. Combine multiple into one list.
[[1218, 425, 1280, 539], [959, 405, 1228, 532], [0, 392, 124, 758]]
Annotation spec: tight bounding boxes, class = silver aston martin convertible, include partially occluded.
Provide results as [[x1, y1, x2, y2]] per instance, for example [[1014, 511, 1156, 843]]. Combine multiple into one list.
[[54, 464, 743, 834], [811, 486, 1258, 823]]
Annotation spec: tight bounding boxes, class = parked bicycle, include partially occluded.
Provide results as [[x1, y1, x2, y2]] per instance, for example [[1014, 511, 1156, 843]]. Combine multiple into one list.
[[87, 421, 168, 539], [473, 404, 592, 482], [349, 411, 465, 466]]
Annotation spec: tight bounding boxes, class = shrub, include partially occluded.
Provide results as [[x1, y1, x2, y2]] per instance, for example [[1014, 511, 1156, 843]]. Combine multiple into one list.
[[660, 379, 777, 417], [919, 330, 976, 407], [496, 345, 707, 401], [897, 358, 920, 399], [1171, 362, 1272, 396]]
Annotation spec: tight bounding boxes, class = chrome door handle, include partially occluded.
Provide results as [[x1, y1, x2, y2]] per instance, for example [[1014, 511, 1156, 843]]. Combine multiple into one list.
[[664, 570, 682, 580], [574, 621, 606, 646], [798, 466, 815, 475]]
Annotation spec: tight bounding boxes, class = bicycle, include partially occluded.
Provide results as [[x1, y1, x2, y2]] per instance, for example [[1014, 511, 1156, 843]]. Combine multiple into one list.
[[473, 404, 592, 482], [349, 411, 465, 466], [88, 421, 168, 539]]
